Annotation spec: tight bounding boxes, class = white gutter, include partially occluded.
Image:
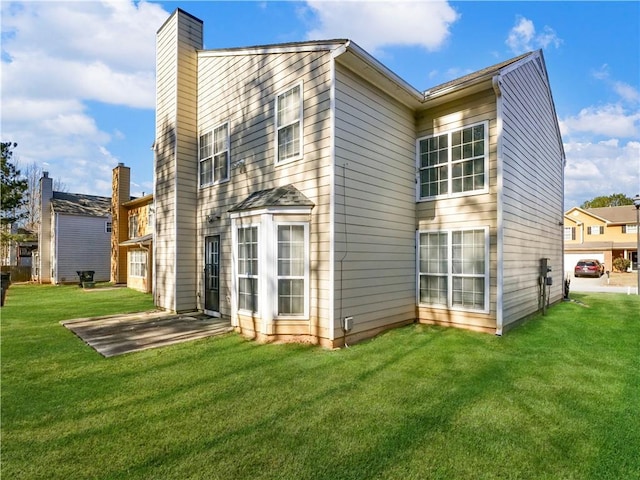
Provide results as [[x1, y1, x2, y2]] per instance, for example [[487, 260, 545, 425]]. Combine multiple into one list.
[[343, 40, 424, 104], [493, 75, 504, 336]]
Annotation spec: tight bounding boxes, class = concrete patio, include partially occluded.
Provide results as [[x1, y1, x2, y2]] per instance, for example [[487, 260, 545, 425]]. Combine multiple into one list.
[[62, 310, 233, 357]]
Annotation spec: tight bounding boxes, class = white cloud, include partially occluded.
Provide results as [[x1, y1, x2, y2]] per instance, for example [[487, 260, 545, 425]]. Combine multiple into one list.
[[560, 104, 640, 138], [564, 140, 640, 208], [304, 1, 459, 54], [592, 65, 640, 105], [0, 0, 167, 195], [506, 16, 562, 54], [613, 82, 640, 104]]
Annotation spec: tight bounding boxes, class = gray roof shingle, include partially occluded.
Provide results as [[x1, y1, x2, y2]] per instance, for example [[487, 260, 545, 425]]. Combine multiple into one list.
[[51, 192, 111, 217], [229, 184, 314, 212]]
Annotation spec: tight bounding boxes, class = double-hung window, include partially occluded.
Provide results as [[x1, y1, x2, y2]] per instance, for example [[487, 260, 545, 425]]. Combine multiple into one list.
[[129, 250, 147, 278], [418, 122, 487, 199], [237, 226, 259, 313], [128, 214, 138, 239], [564, 227, 576, 241], [199, 122, 230, 187], [275, 83, 303, 163], [418, 228, 488, 311], [277, 224, 307, 316]]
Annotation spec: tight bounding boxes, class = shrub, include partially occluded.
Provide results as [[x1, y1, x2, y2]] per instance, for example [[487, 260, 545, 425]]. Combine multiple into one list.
[[613, 257, 631, 272]]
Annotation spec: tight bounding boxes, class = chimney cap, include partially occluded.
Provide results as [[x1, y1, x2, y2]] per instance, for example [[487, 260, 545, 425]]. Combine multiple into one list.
[[43, 171, 49, 178], [118, 162, 125, 167]]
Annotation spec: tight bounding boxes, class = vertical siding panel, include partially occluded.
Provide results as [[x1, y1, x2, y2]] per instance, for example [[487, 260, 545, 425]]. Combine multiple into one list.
[[55, 215, 111, 283], [415, 89, 499, 331], [333, 62, 417, 336], [500, 59, 565, 327]]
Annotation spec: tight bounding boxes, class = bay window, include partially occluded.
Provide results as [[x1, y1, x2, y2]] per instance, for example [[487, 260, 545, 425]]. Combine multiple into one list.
[[233, 218, 309, 320], [277, 224, 307, 316], [237, 226, 259, 313]]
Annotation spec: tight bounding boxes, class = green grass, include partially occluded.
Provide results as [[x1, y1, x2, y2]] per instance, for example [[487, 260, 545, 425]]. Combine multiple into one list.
[[2, 284, 639, 479]]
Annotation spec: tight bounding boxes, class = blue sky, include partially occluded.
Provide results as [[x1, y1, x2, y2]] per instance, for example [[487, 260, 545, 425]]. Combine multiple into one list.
[[1, 1, 639, 208]]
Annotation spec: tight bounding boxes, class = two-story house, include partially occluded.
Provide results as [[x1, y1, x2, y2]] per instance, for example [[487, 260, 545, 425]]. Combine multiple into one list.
[[153, 9, 565, 347], [36, 172, 111, 284], [564, 205, 639, 273], [111, 163, 154, 293]]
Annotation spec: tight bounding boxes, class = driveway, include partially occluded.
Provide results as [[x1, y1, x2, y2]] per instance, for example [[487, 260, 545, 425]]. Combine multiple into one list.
[[568, 274, 639, 294], [62, 311, 233, 357]]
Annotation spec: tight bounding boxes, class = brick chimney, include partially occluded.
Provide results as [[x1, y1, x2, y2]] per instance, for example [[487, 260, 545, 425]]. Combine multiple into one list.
[[111, 163, 130, 284]]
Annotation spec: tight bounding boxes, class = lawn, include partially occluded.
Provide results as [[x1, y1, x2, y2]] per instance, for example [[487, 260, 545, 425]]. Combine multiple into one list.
[[2, 284, 639, 479]]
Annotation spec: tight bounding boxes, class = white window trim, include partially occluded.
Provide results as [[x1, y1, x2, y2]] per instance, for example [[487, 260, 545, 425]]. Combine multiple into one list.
[[273, 221, 310, 320], [230, 214, 311, 332], [416, 226, 490, 314], [416, 120, 489, 201], [624, 224, 638, 234], [274, 82, 304, 165], [564, 227, 575, 241], [234, 224, 260, 317], [199, 122, 231, 188], [128, 214, 138, 239], [128, 250, 147, 278]]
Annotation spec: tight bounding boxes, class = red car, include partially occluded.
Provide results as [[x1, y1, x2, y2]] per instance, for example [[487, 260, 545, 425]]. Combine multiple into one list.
[[574, 259, 605, 278]]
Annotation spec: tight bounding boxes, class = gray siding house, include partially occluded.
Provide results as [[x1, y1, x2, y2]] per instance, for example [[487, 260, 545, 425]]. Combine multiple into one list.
[[153, 9, 565, 347], [36, 172, 111, 284]]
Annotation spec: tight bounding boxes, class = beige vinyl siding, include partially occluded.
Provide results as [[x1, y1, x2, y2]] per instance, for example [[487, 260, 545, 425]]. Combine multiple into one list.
[[155, 10, 202, 312], [415, 88, 499, 331], [54, 214, 111, 284], [499, 59, 564, 327], [196, 50, 334, 338], [333, 62, 417, 338]]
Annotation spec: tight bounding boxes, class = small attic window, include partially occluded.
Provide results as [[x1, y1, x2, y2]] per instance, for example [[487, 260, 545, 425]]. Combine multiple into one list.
[[105, 221, 112, 233]]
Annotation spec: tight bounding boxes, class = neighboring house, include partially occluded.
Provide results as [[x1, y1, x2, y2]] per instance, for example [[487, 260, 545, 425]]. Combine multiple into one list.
[[153, 9, 565, 347], [564, 205, 639, 273], [111, 163, 154, 293], [36, 172, 111, 284], [1, 227, 37, 267]]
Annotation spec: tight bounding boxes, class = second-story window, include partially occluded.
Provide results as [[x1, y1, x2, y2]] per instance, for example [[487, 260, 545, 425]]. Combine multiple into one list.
[[564, 227, 576, 241], [418, 122, 487, 200], [199, 122, 229, 187], [128, 214, 138, 239], [275, 83, 303, 164]]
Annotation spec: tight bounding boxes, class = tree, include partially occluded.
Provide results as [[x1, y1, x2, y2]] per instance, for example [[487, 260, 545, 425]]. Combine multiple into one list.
[[1, 142, 28, 226], [22, 162, 68, 233], [1, 142, 29, 264], [580, 194, 634, 209]]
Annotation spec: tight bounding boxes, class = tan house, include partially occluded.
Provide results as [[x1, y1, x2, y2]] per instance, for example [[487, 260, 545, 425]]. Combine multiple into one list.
[[564, 205, 639, 273], [111, 163, 153, 293], [152, 9, 565, 347]]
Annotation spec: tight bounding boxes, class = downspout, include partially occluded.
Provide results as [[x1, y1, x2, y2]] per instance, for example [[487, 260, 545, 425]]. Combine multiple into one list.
[[492, 75, 504, 336], [328, 46, 342, 343]]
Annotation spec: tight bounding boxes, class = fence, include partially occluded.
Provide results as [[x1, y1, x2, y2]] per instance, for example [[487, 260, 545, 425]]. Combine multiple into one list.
[[0, 266, 33, 282]]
